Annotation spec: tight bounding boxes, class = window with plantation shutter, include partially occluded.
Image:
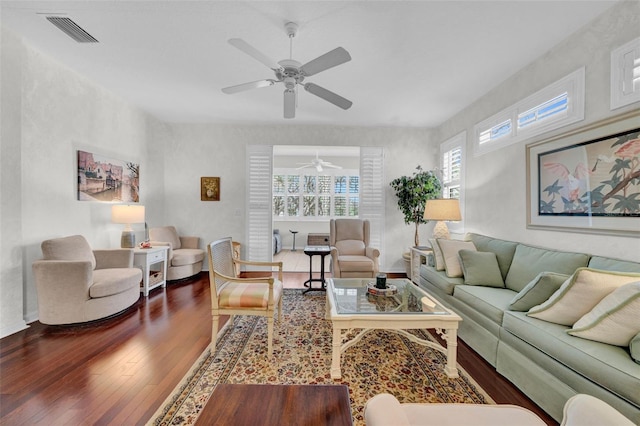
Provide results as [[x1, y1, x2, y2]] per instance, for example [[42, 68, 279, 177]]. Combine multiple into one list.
[[440, 132, 465, 234], [359, 146, 385, 270], [474, 68, 584, 156], [611, 37, 640, 110], [246, 145, 273, 265]]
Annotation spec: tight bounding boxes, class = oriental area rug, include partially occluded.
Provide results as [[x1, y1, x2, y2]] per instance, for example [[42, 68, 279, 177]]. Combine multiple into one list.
[[149, 289, 493, 426]]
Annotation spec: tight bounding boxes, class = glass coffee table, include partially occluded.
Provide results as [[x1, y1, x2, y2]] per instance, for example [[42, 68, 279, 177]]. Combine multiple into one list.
[[325, 277, 462, 380]]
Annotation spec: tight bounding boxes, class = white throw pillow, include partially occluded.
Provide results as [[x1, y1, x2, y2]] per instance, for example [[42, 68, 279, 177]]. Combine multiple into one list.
[[436, 239, 476, 278], [567, 281, 640, 346], [527, 268, 640, 326], [429, 238, 445, 271]]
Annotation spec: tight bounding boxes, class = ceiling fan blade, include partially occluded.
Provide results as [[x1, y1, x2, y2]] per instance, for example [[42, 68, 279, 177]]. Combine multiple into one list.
[[228, 38, 283, 71], [222, 79, 276, 94], [300, 47, 351, 77], [304, 83, 353, 110], [284, 89, 296, 119]]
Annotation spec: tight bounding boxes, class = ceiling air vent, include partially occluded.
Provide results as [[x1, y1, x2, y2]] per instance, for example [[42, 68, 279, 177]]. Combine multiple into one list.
[[46, 16, 98, 43]]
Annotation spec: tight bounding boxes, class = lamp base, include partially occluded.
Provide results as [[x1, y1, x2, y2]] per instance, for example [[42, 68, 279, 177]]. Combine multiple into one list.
[[121, 230, 136, 248], [432, 221, 450, 239]]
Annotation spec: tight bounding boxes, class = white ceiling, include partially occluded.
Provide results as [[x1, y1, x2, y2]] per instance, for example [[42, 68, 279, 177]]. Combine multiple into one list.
[[1, 1, 618, 128]]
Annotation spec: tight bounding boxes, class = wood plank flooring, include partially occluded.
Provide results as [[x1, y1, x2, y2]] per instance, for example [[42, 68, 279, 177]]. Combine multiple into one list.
[[0, 272, 557, 425]]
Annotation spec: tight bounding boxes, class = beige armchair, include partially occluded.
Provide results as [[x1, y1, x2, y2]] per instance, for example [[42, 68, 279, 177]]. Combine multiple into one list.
[[329, 218, 380, 278], [149, 226, 205, 281], [32, 235, 142, 325]]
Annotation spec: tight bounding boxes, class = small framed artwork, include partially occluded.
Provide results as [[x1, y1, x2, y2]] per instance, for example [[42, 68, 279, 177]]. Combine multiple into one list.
[[77, 150, 140, 202], [527, 111, 640, 236], [201, 177, 220, 201]]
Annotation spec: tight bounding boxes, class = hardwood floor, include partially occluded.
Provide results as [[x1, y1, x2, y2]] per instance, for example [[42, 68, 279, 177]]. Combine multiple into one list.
[[0, 272, 557, 425]]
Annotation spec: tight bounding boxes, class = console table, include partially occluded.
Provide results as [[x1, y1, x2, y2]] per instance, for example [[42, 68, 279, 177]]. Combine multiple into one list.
[[196, 384, 353, 425], [133, 246, 169, 296]]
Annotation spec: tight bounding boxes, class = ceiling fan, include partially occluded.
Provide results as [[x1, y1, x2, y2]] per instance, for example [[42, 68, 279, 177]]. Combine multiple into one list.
[[222, 22, 353, 119], [296, 152, 342, 172]]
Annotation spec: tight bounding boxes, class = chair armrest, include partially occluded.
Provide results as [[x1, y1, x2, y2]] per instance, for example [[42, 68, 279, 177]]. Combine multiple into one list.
[[179, 236, 200, 249], [366, 247, 380, 259], [33, 260, 93, 301], [561, 394, 634, 426], [330, 247, 341, 277], [233, 259, 283, 281], [364, 394, 410, 426], [93, 249, 134, 269]]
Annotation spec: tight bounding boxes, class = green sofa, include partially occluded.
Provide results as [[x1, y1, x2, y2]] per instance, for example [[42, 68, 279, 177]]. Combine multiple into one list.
[[417, 233, 640, 424]]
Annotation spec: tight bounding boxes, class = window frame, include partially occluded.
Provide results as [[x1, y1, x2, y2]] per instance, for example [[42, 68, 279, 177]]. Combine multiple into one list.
[[440, 131, 466, 234], [474, 67, 585, 157], [611, 36, 640, 110], [272, 168, 360, 221]]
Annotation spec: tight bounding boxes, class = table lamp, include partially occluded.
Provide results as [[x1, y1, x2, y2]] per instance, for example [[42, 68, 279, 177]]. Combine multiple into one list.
[[423, 199, 461, 239], [111, 204, 145, 248]]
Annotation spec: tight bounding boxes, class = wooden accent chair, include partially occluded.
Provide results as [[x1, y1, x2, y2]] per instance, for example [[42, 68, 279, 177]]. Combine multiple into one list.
[[207, 237, 284, 357], [329, 218, 380, 278]]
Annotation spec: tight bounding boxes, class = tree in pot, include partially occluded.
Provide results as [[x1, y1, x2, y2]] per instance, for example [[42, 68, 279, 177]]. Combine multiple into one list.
[[390, 166, 442, 247]]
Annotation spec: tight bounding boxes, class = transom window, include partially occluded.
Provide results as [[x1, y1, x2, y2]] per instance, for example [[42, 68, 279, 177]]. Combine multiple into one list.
[[273, 170, 359, 220], [611, 36, 640, 110], [474, 67, 585, 156]]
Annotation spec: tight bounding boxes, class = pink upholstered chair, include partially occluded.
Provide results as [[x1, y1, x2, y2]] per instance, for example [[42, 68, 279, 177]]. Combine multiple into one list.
[[329, 218, 380, 278], [207, 237, 283, 357]]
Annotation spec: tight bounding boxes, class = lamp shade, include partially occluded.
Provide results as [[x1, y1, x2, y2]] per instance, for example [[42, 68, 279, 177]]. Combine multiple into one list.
[[111, 204, 145, 224], [423, 199, 461, 221]]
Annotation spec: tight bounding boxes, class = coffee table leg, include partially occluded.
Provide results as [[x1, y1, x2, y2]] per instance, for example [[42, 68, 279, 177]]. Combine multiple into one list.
[[331, 325, 342, 379], [444, 328, 459, 378]]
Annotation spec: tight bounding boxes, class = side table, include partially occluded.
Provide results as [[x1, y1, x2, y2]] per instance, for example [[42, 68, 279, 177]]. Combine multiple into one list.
[[133, 246, 169, 297], [410, 246, 432, 285], [303, 245, 331, 294]]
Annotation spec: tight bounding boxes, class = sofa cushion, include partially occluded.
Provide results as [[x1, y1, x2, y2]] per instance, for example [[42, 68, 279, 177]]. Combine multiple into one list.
[[437, 239, 476, 278], [458, 250, 504, 287], [509, 272, 569, 312], [504, 244, 589, 292], [467, 233, 518, 281], [502, 311, 640, 408], [171, 248, 205, 267], [588, 256, 640, 273], [41, 235, 96, 270], [568, 281, 640, 346], [151, 226, 182, 249], [420, 266, 463, 295], [453, 285, 517, 325], [218, 279, 284, 308], [528, 268, 640, 326], [91, 268, 141, 298], [429, 238, 445, 271], [630, 333, 640, 364], [338, 255, 374, 271]]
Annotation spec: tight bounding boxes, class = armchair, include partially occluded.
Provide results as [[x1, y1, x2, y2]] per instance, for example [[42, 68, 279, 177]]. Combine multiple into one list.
[[149, 226, 205, 281], [32, 235, 141, 325], [207, 237, 283, 357], [329, 218, 380, 278]]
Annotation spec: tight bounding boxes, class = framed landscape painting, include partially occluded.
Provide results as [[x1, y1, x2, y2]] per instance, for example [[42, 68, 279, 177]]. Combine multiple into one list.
[[77, 150, 140, 202], [527, 111, 640, 236]]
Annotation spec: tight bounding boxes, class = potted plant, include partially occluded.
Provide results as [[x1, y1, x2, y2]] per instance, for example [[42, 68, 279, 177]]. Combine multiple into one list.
[[390, 166, 442, 247]]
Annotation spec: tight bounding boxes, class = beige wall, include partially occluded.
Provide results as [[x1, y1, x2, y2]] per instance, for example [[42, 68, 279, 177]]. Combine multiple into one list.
[[2, 1, 639, 337], [434, 0, 640, 262]]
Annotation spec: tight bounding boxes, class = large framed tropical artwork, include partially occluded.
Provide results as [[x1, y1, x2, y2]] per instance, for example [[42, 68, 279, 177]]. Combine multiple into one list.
[[527, 111, 640, 237]]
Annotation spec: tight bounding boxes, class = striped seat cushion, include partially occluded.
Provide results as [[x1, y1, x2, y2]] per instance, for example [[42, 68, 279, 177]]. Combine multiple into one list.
[[219, 280, 284, 308]]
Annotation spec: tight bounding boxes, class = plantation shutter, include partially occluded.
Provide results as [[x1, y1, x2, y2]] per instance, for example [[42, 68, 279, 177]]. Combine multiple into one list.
[[359, 146, 385, 270], [246, 145, 273, 267]]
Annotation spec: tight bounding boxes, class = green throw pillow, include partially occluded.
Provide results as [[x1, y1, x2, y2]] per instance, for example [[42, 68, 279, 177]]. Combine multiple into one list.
[[458, 249, 504, 288], [630, 333, 640, 364], [509, 272, 569, 312]]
